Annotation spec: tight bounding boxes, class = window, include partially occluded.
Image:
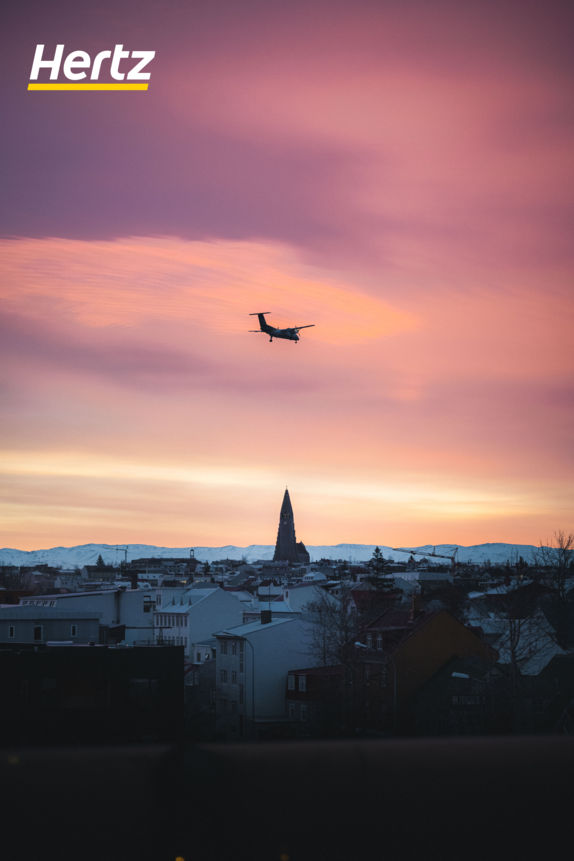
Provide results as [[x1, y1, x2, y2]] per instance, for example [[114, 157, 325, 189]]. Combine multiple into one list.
[[232, 641, 237, 656], [239, 684, 243, 705], [376, 635, 382, 650], [9, 625, 15, 638], [366, 634, 373, 648], [289, 703, 295, 720], [34, 625, 42, 642], [231, 701, 237, 714], [197, 652, 201, 662], [232, 671, 237, 685], [156, 593, 161, 606], [239, 641, 244, 672], [301, 705, 307, 721], [298, 675, 306, 692], [71, 625, 77, 637], [220, 670, 228, 683], [288, 675, 295, 690], [221, 641, 228, 655], [381, 669, 387, 688], [365, 665, 370, 682]]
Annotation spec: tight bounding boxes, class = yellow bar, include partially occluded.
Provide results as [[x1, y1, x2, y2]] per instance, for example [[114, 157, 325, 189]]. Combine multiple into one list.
[[28, 83, 149, 91]]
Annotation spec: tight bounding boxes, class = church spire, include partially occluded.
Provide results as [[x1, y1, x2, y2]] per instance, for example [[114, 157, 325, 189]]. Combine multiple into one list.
[[279, 488, 294, 519], [273, 489, 310, 564]]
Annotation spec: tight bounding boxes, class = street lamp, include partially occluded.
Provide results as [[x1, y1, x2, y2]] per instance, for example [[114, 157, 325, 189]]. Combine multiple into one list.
[[355, 642, 396, 736], [241, 636, 256, 741]]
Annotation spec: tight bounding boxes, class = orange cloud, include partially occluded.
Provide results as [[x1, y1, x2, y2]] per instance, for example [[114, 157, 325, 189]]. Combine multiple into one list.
[[0, 237, 415, 345]]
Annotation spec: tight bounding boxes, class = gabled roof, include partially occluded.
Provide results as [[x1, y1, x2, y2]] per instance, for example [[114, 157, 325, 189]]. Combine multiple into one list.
[[215, 617, 295, 637], [365, 606, 440, 634]]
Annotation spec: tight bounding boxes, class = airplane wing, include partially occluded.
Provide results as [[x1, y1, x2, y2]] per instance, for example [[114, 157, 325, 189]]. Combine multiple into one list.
[[294, 325, 315, 330]]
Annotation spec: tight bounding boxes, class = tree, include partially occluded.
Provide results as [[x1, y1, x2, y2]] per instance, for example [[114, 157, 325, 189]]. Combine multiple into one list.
[[96, 554, 106, 568], [471, 572, 562, 731], [366, 547, 395, 594], [302, 582, 395, 736], [533, 531, 574, 600], [532, 531, 574, 648], [0, 567, 33, 591]]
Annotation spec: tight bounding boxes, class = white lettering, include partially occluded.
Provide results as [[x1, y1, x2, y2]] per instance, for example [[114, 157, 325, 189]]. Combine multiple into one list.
[[110, 44, 130, 80], [63, 50, 90, 81], [90, 50, 112, 80], [127, 51, 155, 80], [30, 44, 64, 80]]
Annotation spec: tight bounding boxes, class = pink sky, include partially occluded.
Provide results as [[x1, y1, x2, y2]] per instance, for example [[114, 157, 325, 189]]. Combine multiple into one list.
[[1, 0, 573, 550]]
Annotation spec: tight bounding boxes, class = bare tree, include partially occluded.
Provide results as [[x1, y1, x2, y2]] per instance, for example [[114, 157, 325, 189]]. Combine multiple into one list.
[[302, 582, 397, 735], [533, 531, 574, 647], [472, 573, 563, 731], [0, 567, 34, 591], [533, 531, 574, 599]]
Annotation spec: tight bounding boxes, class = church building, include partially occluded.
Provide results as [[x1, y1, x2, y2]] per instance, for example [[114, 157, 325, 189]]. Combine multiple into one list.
[[273, 489, 310, 565]]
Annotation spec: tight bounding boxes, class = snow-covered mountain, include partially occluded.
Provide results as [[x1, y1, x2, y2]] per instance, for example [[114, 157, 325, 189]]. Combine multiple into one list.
[[0, 541, 541, 568]]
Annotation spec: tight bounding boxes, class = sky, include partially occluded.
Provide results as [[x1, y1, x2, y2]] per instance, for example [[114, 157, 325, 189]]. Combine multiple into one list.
[[1, 0, 573, 551]]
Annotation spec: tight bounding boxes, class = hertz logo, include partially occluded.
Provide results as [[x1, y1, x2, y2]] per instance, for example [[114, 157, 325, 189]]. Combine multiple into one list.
[[28, 45, 155, 90]]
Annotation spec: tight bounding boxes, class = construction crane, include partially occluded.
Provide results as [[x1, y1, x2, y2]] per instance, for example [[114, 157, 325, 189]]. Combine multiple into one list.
[[392, 546, 459, 566], [115, 546, 129, 567]]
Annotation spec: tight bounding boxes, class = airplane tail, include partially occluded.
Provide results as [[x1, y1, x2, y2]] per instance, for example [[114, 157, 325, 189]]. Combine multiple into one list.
[[249, 312, 271, 331]]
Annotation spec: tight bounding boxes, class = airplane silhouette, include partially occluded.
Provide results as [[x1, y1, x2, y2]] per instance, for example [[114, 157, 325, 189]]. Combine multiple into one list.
[[249, 312, 315, 343]]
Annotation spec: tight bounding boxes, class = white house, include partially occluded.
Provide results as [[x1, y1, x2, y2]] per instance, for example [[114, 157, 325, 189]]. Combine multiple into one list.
[[154, 587, 246, 658], [0, 606, 101, 645], [20, 588, 155, 645], [213, 612, 319, 741]]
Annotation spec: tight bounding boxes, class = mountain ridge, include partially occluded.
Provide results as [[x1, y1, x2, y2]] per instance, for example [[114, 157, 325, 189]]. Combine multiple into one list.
[[0, 541, 541, 568]]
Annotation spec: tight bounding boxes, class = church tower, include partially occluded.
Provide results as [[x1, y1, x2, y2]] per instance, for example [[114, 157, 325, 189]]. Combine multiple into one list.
[[273, 489, 310, 564]]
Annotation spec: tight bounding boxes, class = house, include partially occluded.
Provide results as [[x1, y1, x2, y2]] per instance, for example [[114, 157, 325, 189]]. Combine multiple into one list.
[[20, 588, 156, 645], [357, 598, 498, 735], [213, 611, 319, 741], [184, 638, 218, 741], [413, 655, 508, 736], [154, 587, 246, 658], [285, 665, 342, 738], [0, 606, 101, 645]]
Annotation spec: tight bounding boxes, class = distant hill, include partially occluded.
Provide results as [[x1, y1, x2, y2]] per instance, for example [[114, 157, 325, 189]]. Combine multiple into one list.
[[0, 541, 541, 568]]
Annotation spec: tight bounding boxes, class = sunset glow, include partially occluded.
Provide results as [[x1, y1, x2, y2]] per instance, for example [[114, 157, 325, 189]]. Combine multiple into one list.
[[2, 0, 573, 550]]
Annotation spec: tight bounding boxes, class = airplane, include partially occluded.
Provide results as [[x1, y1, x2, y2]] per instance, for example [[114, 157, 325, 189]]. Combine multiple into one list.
[[249, 312, 315, 343]]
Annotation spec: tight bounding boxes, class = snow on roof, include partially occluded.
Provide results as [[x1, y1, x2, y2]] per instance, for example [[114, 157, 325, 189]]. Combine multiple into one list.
[[215, 617, 295, 637], [0, 606, 101, 619], [160, 589, 220, 610]]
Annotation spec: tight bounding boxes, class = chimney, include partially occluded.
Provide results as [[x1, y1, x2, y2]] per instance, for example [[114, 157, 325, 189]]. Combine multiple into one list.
[[410, 590, 421, 621], [261, 610, 272, 625]]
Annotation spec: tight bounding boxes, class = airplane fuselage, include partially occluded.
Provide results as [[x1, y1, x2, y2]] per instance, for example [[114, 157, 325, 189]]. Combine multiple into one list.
[[249, 312, 314, 343], [266, 327, 299, 342]]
